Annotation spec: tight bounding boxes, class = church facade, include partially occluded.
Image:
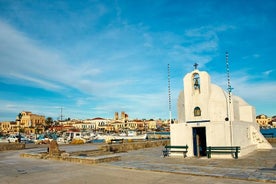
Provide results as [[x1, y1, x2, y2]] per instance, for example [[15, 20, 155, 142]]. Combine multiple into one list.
[[170, 66, 271, 158]]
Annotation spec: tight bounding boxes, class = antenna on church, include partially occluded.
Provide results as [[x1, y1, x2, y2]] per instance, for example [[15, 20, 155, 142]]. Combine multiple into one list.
[[168, 64, 172, 124]]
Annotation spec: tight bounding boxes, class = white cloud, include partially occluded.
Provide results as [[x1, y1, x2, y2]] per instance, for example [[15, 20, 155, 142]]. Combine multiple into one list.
[[185, 25, 234, 40], [210, 70, 276, 106], [0, 20, 125, 96], [263, 70, 274, 76], [0, 20, 70, 88], [9, 73, 63, 91], [233, 81, 276, 102]]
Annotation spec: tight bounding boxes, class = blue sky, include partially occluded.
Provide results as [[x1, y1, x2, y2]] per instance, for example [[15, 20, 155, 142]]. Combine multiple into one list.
[[0, 0, 275, 121]]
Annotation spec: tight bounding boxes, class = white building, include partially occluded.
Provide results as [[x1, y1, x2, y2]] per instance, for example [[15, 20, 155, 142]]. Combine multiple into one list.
[[86, 117, 110, 131], [171, 65, 272, 158]]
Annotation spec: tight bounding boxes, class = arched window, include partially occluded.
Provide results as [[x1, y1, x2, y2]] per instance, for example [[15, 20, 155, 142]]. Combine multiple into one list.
[[194, 107, 201, 116]]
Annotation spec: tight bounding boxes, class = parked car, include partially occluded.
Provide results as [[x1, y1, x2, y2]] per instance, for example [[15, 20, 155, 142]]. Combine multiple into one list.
[[7, 135, 18, 143], [7, 135, 30, 143]]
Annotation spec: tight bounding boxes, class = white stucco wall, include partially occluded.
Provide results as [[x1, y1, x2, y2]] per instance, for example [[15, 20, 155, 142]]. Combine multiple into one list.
[[177, 91, 185, 123], [208, 85, 229, 121], [239, 106, 256, 122], [170, 123, 194, 157], [206, 122, 231, 146]]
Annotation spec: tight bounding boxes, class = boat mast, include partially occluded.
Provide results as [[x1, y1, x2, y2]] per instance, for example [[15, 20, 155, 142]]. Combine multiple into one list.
[[168, 64, 172, 124], [60, 107, 63, 121], [225, 51, 233, 146]]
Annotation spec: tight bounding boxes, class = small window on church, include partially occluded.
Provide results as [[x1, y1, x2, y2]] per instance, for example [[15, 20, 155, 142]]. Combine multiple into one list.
[[194, 107, 201, 116]]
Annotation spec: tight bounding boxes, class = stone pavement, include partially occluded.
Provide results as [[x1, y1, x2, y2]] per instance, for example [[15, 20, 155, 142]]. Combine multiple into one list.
[[26, 143, 276, 182], [102, 145, 276, 183], [0, 143, 275, 184]]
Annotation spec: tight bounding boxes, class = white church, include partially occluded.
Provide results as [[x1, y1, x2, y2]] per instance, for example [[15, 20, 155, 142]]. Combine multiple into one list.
[[170, 64, 272, 158]]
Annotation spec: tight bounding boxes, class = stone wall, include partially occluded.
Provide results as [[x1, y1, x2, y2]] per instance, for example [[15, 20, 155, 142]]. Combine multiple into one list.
[[0, 143, 25, 151], [100, 140, 169, 153], [267, 138, 276, 143], [20, 140, 169, 165]]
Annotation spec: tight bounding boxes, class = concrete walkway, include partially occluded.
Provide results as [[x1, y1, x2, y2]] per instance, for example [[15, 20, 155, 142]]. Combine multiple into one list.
[[103, 145, 276, 183], [0, 143, 275, 184]]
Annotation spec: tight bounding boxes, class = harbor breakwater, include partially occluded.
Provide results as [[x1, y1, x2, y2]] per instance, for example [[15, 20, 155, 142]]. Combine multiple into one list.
[[267, 138, 276, 143], [101, 139, 169, 153], [20, 140, 170, 165], [0, 143, 25, 151]]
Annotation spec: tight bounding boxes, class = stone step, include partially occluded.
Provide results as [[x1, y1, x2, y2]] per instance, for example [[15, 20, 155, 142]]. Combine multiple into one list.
[[69, 149, 112, 157], [20, 152, 121, 164]]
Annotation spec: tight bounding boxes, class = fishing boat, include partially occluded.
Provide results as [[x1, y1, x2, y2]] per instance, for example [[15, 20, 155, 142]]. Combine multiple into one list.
[[58, 131, 96, 144], [114, 130, 147, 140], [94, 130, 147, 143]]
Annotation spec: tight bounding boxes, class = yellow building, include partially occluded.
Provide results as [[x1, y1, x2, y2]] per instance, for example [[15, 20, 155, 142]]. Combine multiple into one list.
[[17, 111, 46, 134], [0, 121, 20, 134], [256, 114, 271, 127], [0, 121, 11, 133], [146, 120, 156, 131], [111, 121, 124, 132]]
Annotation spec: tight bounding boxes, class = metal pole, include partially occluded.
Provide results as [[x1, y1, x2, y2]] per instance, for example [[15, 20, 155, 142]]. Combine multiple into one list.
[[168, 64, 172, 124], [226, 52, 233, 146]]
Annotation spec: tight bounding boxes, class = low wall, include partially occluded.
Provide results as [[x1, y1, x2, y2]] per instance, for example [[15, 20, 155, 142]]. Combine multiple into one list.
[[267, 138, 276, 143], [101, 140, 169, 153], [0, 143, 25, 151], [20, 140, 169, 165], [20, 152, 121, 164]]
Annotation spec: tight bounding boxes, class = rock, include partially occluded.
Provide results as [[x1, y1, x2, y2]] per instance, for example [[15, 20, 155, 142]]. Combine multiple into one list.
[[61, 152, 70, 158], [48, 140, 62, 156]]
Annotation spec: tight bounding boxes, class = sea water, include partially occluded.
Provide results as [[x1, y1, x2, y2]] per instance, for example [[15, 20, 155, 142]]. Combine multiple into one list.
[[260, 128, 276, 137]]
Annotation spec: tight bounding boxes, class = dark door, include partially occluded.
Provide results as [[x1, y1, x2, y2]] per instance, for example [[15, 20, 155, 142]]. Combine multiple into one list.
[[192, 127, 207, 157]]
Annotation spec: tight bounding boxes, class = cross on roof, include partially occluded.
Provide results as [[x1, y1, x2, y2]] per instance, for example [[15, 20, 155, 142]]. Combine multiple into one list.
[[193, 63, 198, 70]]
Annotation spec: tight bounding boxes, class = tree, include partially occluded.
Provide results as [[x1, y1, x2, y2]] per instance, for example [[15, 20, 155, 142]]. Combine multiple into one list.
[[17, 112, 23, 142], [17, 113, 23, 132], [45, 117, 54, 128]]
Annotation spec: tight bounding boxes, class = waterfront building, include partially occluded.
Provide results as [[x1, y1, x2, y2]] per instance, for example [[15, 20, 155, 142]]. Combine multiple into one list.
[[82, 119, 97, 130], [271, 116, 276, 127], [127, 119, 140, 130], [17, 111, 46, 134], [114, 111, 129, 122], [89, 117, 110, 132], [256, 114, 272, 128], [111, 121, 124, 132], [0, 121, 20, 134], [136, 120, 145, 132], [114, 112, 119, 120], [145, 120, 154, 131], [0, 121, 11, 134], [170, 65, 272, 158], [72, 121, 94, 131], [121, 111, 129, 122]]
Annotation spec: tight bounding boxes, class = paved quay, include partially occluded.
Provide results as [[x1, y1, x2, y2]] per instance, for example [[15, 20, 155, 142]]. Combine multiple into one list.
[[0, 143, 275, 184], [104, 144, 276, 183]]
